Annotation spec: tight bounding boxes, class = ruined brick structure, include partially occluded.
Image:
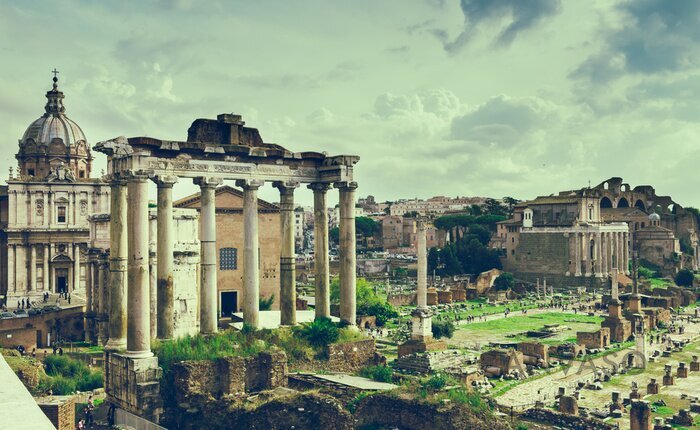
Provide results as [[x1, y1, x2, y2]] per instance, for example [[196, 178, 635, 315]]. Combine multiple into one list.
[[576, 327, 611, 349]]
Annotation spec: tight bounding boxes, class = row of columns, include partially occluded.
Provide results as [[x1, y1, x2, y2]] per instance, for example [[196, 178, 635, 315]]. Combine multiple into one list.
[[105, 171, 358, 357], [6, 243, 81, 294], [571, 231, 629, 277]]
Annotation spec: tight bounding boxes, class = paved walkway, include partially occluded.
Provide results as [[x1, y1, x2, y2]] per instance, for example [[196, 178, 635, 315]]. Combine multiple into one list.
[[0, 353, 55, 430], [314, 373, 398, 390]]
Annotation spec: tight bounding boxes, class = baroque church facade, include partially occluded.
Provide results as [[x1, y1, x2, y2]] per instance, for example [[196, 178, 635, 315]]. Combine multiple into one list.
[[0, 75, 110, 303]]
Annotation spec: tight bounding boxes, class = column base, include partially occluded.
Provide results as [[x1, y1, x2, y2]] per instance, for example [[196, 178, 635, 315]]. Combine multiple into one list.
[[104, 338, 127, 351], [575, 272, 582, 277], [104, 351, 162, 423], [122, 350, 154, 359]]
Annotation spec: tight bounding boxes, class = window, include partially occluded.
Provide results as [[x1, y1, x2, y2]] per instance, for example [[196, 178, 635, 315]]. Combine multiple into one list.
[[220, 248, 237, 270], [57, 206, 67, 223], [28, 168, 35, 176], [79, 170, 85, 178]]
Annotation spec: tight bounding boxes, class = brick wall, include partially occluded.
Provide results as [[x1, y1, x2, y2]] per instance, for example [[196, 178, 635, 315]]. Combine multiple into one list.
[[37, 396, 75, 430], [325, 339, 377, 372]]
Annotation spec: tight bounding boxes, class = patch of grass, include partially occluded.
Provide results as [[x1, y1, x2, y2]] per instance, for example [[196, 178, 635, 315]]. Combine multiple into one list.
[[337, 327, 366, 344], [43, 355, 103, 394], [358, 365, 393, 383]]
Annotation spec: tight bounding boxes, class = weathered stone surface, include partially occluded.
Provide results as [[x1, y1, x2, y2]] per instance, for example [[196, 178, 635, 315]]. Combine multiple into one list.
[[521, 407, 616, 430], [354, 392, 512, 430], [325, 339, 378, 372]]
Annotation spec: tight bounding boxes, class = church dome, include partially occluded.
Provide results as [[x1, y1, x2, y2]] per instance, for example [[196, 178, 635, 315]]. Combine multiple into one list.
[[649, 212, 660, 222], [16, 72, 92, 180]]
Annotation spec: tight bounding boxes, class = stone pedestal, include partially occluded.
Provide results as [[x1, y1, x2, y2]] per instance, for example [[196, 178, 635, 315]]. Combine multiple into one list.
[[610, 391, 623, 413], [104, 351, 162, 423], [677, 362, 688, 378], [663, 365, 674, 386], [691, 356, 699, 372], [397, 308, 446, 358], [647, 379, 659, 395], [630, 388, 641, 400], [559, 395, 578, 415], [630, 400, 652, 430]]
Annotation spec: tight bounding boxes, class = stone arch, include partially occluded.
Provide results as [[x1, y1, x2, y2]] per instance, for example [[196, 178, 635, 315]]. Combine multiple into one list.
[[603, 182, 609, 190], [600, 197, 613, 209], [668, 204, 677, 214], [634, 200, 646, 211], [617, 197, 629, 208]]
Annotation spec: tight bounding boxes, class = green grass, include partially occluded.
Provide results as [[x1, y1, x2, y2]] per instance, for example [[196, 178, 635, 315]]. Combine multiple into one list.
[[456, 312, 601, 334], [648, 278, 673, 290]]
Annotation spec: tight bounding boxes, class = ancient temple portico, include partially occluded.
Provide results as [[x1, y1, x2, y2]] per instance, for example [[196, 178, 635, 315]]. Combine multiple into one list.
[[96, 114, 359, 337], [95, 113, 359, 421]]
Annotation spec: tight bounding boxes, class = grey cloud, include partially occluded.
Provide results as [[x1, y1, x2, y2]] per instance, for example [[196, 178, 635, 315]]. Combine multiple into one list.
[[435, 0, 561, 52], [573, 0, 700, 83], [232, 62, 361, 90], [449, 95, 548, 145]]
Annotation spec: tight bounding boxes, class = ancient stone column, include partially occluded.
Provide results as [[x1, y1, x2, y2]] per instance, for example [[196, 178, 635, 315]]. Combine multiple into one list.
[[237, 179, 263, 328], [99, 261, 110, 344], [29, 245, 36, 292], [336, 181, 358, 327], [601, 233, 608, 276], [583, 234, 590, 276], [595, 233, 603, 277], [8, 245, 15, 294], [196, 177, 223, 334], [618, 232, 624, 271], [126, 172, 152, 357], [611, 269, 619, 301], [274, 181, 299, 326], [106, 178, 127, 351], [43, 244, 49, 291], [309, 183, 331, 319], [417, 218, 428, 309], [155, 175, 178, 339], [73, 244, 81, 293], [574, 233, 582, 276], [624, 232, 630, 274]]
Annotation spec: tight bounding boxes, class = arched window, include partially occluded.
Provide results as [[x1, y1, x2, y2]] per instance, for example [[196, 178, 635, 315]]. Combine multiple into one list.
[[617, 198, 629, 208], [600, 197, 613, 209]]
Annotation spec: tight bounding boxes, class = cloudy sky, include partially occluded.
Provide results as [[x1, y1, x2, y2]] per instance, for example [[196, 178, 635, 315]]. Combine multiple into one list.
[[1, 0, 700, 207]]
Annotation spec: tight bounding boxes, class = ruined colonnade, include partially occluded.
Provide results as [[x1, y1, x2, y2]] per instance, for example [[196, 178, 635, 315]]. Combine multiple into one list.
[[570, 230, 629, 278], [102, 173, 358, 357]]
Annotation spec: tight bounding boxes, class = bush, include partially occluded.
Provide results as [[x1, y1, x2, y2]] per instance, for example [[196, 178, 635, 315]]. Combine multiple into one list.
[[447, 388, 490, 413], [675, 269, 694, 287], [358, 301, 398, 326], [259, 294, 275, 311], [77, 371, 103, 392], [493, 272, 515, 291], [422, 373, 448, 391], [431, 320, 455, 339], [294, 317, 339, 348], [51, 375, 77, 395], [359, 365, 393, 383]]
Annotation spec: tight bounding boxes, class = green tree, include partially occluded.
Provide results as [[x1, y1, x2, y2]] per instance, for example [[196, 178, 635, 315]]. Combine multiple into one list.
[[675, 269, 694, 288], [431, 320, 455, 339], [427, 247, 440, 273], [329, 227, 340, 244], [330, 278, 398, 326], [469, 204, 483, 216], [355, 216, 380, 237], [493, 272, 515, 291], [483, 198, 507, 216]]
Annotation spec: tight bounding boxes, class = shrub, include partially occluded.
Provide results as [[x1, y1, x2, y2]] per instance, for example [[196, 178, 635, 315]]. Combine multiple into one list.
[[431, 320, 455, 339], [447, 388, 489, 413], [358, 301, 398, 326], [51, 375, 77, 395], [675, 269, 694, 287], [294, 317, 339, 348], [77, 371, 103, 392], [259, 294, 275, 311], [359, 365, 393, 383], [422, 373, 447, 391]]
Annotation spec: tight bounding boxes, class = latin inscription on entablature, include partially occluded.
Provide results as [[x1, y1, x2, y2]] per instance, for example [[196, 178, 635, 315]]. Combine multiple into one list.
[[145, 158, 322, 181]]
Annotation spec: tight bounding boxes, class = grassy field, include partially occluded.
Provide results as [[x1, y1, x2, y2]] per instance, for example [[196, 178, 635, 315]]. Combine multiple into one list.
[[449, 312, 603, 348]]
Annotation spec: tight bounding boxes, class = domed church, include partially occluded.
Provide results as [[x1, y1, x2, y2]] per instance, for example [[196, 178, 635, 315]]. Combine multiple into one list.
[[0, 73, 110, 307]]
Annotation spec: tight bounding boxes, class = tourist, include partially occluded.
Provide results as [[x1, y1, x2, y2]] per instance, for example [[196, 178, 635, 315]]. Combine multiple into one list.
[[59, 347, 63, 356], [77, 417, 85, 430]]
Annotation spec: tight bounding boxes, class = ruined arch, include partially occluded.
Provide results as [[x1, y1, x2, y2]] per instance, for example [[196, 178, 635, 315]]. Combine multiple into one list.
[[600, 197, 613, 209], [617, 198, 629, 208], [634, 200, 646, 211]]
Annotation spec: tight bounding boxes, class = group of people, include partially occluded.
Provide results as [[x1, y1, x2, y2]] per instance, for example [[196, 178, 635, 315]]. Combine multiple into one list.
[[76, 395, 96, 429]]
